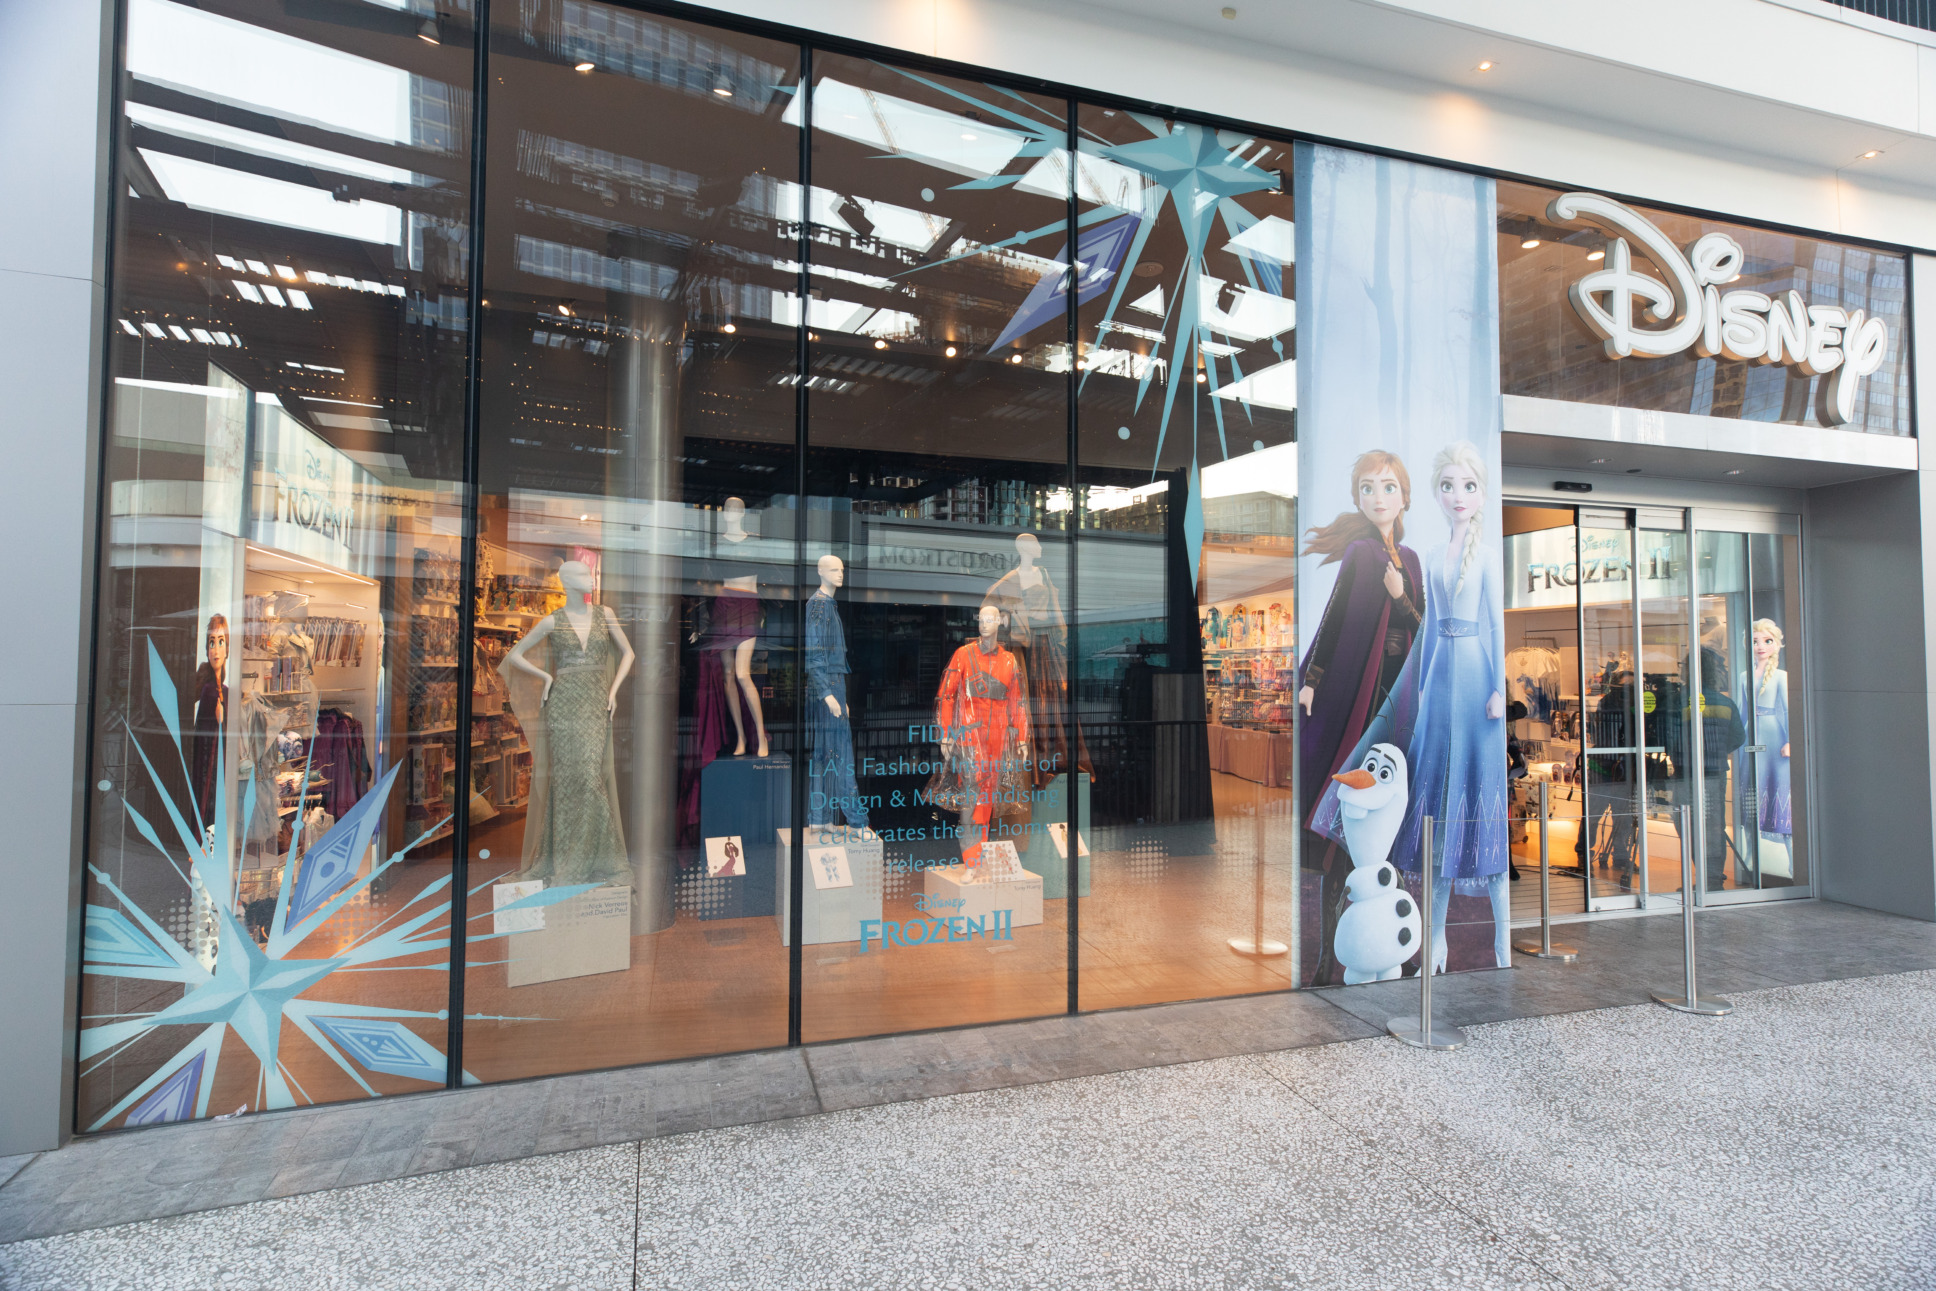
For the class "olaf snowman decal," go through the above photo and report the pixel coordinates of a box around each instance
[1331,744,1422,984]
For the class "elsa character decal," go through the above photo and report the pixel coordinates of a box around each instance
[1313,440,1509,972]
[1748,618,1791,845]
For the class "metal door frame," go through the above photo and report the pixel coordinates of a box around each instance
[1506,498,1813,917]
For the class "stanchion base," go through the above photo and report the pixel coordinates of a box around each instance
[1227,937,1289,957]
[1386,1015,1467,1050]
[1651,991,1733,1016]
[1513,939,1579,961]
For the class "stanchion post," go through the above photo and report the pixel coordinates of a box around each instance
[1227,780,1286,958]
[1651,804,1731,1016]
[1388,815,1467,1050]
[1515,780,1577,961]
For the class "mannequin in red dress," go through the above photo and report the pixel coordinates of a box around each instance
[936,604,1030,872]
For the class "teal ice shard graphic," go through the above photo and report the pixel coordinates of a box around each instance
[78,640,592,1128]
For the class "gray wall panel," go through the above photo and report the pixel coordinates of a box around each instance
[1805,470,1936,920]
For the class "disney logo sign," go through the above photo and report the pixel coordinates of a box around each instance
[1547,192,1890,427]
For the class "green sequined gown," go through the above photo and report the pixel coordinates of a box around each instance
[521,609,629,887]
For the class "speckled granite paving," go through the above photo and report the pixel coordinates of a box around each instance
[7,969,1935,1290]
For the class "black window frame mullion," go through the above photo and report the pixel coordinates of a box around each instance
[787,45,814,1048]
[446,0,493,1088]
[1064,97,1081,1016]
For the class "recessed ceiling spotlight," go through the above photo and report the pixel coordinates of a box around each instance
[1521,238,1541,249]
[944,345,957,357]
[1586,249,1605,261]
[713,85,733,97]
[874,339,888,350]
[1476,59,1494,71]
[1196,372,1208,383]
[1861,149,1881,159]
[575,61,595,72]
[723,322,737,334]
[417,18,440,44]
[1009,354,1023,364]
[557,304,573,317]
[1589,458,1608,464]
[1724,468,1743,475]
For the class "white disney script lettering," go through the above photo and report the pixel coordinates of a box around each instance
[1546,192,1890,427]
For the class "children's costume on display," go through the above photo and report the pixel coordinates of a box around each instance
[932,636,1030,870]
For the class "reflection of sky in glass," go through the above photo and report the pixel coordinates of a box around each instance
[787,80,1027,180]
[129,104,421,186]
[141,151,404,245]
[128,0,414,143]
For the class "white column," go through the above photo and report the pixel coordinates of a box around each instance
[0,0,117,1154]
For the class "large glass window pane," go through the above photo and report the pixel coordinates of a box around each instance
[1697,527,1806,893]
[799,57,1072,1040]
[81,0,475,1128]
[1074,108,1298,1008]
[460,5,802,1079]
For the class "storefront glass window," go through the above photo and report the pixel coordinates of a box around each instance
[796,59,1076,1038]
[460,3,802,1077]
[1074,109,1300,1007]
[1498,180,1912,436]
[81,0,476,1127]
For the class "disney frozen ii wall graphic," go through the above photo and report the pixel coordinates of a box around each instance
[1294,143,1507,985]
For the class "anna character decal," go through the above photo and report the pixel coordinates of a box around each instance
[1297,450,1423,984]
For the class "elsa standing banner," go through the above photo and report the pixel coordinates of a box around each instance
[1295,144,1507,985]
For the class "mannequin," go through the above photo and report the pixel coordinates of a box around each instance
[806,555,866,828]
[713,497,769,758]
[501,560,636,887]
[191,613,229,831]
[981,532,1090,785]
[267,590,317,734]
[936,603,1030,874]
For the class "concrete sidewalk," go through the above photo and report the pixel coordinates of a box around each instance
[4,967,1934,1288]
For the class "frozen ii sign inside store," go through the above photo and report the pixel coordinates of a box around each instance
[1548,192,1891,426]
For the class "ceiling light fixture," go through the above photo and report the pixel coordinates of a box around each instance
[1586,249,1605,261]
[713,83,733,97]
[417,18,440,44]
[575,61,595,73]
[1520,238,1540,249]
[1477,60,1494,71]
[944,345,957,358]
[557,304,573,317]
[722,322,737,334]
[1009,354,1022,364]
[1861,150,1881,159]
[874,339,888,350]
[1725,468,1743,475]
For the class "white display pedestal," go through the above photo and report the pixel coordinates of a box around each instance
[922,864,1043,928]
[776,826,884,946]
[503,884,632,986]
